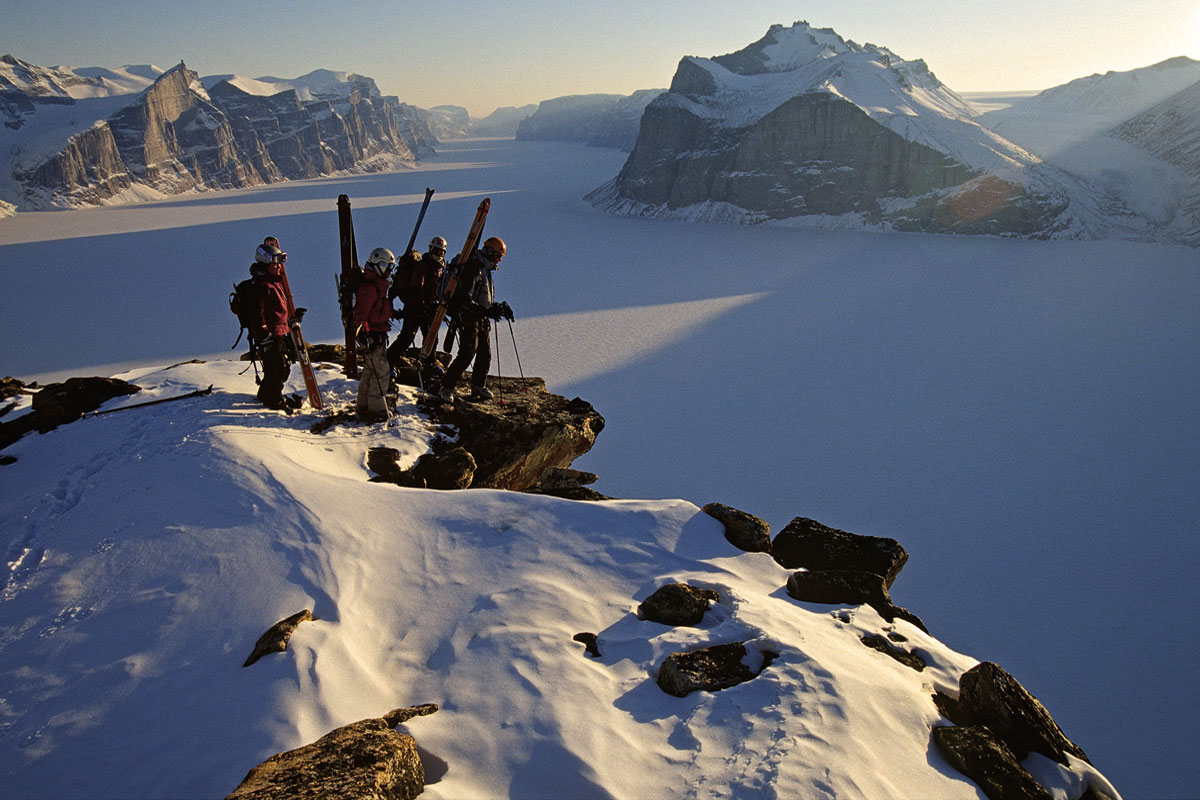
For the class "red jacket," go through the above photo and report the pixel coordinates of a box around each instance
[353,269,393,333]
[254,273,290,337]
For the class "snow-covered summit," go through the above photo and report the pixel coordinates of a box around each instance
[659,21,1030,173]
[202,68,382,101]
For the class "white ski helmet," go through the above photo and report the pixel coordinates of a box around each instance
[428,236,448,254]
[255,243,286,264]
[365,247,396,277]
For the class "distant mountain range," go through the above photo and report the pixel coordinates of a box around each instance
[587,22,1200,243]
[515,90,666,151]
[0,56,437,213]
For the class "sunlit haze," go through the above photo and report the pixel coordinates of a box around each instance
[3,0,1197,116]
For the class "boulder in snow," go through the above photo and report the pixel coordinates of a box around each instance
[771,517,908,588]
[701,502,771,552]
[656,641,776,697]
[638,583,720,627]
[932,724,1054,800]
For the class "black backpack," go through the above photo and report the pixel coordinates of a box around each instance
[229,277,262,348]
[389,250,422,305]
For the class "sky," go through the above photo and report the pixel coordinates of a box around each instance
[3,0,1199,116]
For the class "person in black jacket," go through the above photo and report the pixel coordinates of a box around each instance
[387,235,447,367]
[437,236,513,402]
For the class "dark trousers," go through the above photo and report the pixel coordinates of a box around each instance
[387,302,436,366]
[442,319,491,391]
[256,336,292,408]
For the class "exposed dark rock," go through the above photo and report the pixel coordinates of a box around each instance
[860,634,926,671]
[382,704,439,728]
[3,376,142,452]
[1,376,36,401]
[529,467,609,501]
[785,569,927,633]
[638,583,720,627]
[573,632,601,658]
[243,610,314,668]
[932,725,1053,800]
[771,517,908,588]
[225,716,424,800]
[657,641,777,697]
[367,445,476,490]
[957,662,1090,765]
[32,376,141,425]
[427,374,604,491]
[701,503,771,552]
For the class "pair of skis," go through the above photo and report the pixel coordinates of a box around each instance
[337,189,436,378]
[278,263,324,411]
[420,197,491,360]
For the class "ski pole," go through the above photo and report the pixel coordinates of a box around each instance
[88,385,214,416]
[506,319,526,382]
[493,320,503,406]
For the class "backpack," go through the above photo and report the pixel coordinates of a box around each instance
[229,277,261,348]
[437,257,461,305]
[389,250,421,305]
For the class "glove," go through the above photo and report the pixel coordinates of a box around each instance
[295,307,307,322]
[494,300,514,322]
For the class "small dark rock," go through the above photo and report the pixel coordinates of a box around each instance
[638,583,720,627]
[0,454,15,466]
[932,725,1053,800]
[957,661,1090,765]
[771,517,908,588]
[243,610,314,667]
[701,503,771,553]
[573,632,601,658]
[860,634,926,671]
[656,641,775,697]
[382,704,439,727]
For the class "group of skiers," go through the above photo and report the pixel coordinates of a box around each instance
[236,229,513,421]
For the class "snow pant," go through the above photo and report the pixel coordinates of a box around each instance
[357,335,390,420]
[256,335,292,409]
[387,302,437,366]
[441,318,491,393]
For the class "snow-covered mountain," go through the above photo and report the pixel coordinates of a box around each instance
[0,357,1122,799]
[0,59,436,214]
[589,21,1162,240]
[978,57,1200,243]
[516,89,665,151]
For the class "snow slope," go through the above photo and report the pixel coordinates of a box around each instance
[1,138,1197,798]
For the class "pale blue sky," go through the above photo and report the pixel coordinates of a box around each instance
[4,0,1198,115]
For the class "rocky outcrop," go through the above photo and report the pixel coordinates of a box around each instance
[860,633,926,672]
[956,662,1089,765]
[771,517,908,588]
[638,583,720,626]
[702,502,771,552]
[516,90,665,151]
[932,662,1095,800]
[225,709,433,800]
[428,375,604,491]
[657,641,777,697]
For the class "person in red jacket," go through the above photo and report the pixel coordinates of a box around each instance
[353,247,396,422]
[248,240,301,411]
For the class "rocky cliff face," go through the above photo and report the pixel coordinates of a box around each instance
[516,90,664,151]
[4,60,435,210]
[589,22,1103,237]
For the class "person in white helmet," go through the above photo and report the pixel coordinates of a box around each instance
[353,247,396,422]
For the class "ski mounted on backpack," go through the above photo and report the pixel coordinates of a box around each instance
[420,197,490,360]
[336,194,361,378]
[278,263,324,410]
